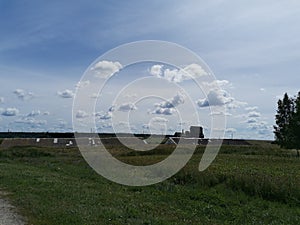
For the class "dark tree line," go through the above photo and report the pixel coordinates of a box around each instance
[274,92,300,150]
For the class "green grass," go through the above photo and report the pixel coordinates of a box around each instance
[0,143,299,225]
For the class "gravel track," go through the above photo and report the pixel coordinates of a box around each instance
[0,191,26,225]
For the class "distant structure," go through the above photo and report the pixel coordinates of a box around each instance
[174,126,204,138]
[189,126,204,138]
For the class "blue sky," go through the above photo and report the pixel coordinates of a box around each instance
[1,0,300,139]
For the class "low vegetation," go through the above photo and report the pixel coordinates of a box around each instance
[0,142,299,224]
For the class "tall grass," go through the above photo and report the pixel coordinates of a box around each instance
[0,144,299,224]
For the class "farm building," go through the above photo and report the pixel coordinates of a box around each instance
[174,126,204,138]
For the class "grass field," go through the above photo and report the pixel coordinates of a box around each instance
[0,141,299,224]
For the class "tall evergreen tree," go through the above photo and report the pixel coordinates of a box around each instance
[274,93,294,148]
[274,92,300,151]
[289,92,300,149]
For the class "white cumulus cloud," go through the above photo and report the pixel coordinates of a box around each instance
[156,92,185,109]
[248,111,261,118]
[152,92,185,115]
[27,110,41,117]
[95,106,116,120]
[248,121,271,133]
[197,89,234,107]
[95,111,112,120]
[13,89,34,101]
[57,89,74,98]
[183,63,207,78]
[149,63,207,83]
[43,111,50,115]
[75,80,90,88]
[245,106,258,111]
[152,108,175,115]
[76,110,89,119]
[149,65,163,77]
[91,60,122,78]
[1,108,19,116]
[118,103,137,112]
[196,80,245,109]
[246,118,258,124]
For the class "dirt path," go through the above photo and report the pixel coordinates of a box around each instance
[0,191,26,225]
